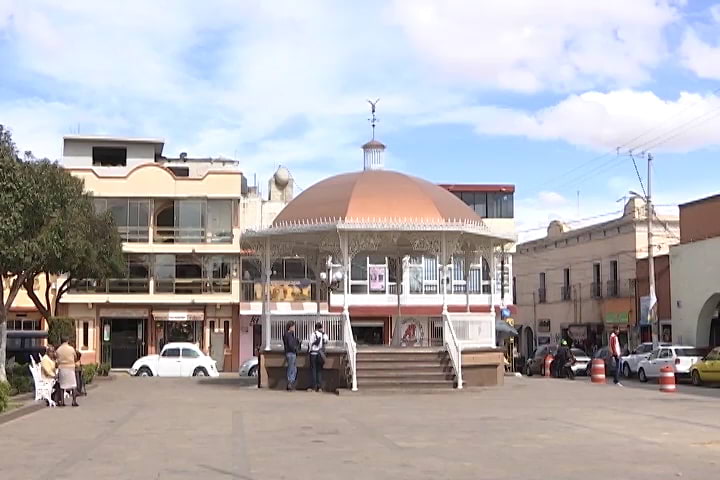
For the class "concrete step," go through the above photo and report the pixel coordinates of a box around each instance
[356,362,451,370]
[357,370,454,380]
[359,378,455,389]
[356,354,448,362]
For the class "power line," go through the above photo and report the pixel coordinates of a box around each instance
[516,209,623,234]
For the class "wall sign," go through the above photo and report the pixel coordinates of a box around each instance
[538,319,551,333]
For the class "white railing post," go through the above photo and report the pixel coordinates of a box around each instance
[443,314,463,389]
[343,311,358,391]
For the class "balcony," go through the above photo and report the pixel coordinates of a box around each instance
[591,282,603,299]
[561,285,572,301]
[606,279,635,298]
[69,278,150,294]
[537,287,547,304]
[155,278,231,294]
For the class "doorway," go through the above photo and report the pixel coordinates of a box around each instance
[103,318,146,368]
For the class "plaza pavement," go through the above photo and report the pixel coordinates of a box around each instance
[1,374,719,480]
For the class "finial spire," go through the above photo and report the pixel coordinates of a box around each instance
[368,98,379,139]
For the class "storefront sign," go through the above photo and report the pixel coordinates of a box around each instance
[99,308,149,318]
[568,325,587,341]
[153,310,205,322]
[604,312,629,324]
[369,266,385,292]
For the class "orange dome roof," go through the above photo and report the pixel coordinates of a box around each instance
[272,170,482,227]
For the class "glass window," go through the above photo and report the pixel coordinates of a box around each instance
[106,198,128,227]
[175,200,205,243]
[82,321,90,349]
[207,200,233,243]
[659,349,672,359]
[284,258,306,279]
[647,350,660,360]
[162,348,180,358]
[224,320,230,348]
[241,258,261,281]
[351,255,368,281]
[675,348,703,357]
[181,348,200,358]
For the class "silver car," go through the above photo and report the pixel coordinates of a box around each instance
[238,356,258,377]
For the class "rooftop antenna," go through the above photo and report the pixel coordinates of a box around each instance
[368,98,379,140]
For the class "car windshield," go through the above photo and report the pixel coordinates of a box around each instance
[675,348,703,357]
[571,349,587,357]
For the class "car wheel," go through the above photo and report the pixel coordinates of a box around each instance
[193,367,208,377]
[691,370,703,387]
[248,366,258,377]
[137,366,153,377]
[638,368,648,383]
[623,363,631,378]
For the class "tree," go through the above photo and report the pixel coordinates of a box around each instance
[0,126,124,381]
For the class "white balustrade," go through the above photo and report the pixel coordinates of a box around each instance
[342,311,358,391]
[443,315,463,389]
[268,314,344,350]
[448,313,496,348]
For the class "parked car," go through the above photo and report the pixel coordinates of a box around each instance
[524,345,558,376]
[568,348,591,376]
[690,347,720,386]
[621,342,671,377]
[130,342,219,378]
[637,346,704,382]
[239,356,259,377]
[584,347,618,377]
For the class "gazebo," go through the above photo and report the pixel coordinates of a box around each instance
[242,137,516,391]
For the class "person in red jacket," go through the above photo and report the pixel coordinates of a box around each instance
[609,326,623,386]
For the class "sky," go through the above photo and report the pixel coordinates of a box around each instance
[1,0,720,241]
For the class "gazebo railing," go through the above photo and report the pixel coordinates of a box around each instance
[443,314,463,389]
[268,314,345,350]
[448,312,496,349]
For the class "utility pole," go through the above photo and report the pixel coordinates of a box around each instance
[647,153,658,348]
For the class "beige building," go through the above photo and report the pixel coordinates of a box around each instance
[513,197,679,360]
[670,193,720,348]
[58,136,292,371]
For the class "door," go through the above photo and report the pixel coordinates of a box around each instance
[110,318,140,368]
[656,348,674,376]
[181,347,201,376]
[643,349,660,377]
[157,347,182,376]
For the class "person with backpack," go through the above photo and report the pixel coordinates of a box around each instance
[308,322,328,392]
[282,320,301,391]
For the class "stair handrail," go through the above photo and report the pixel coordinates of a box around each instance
[342,311,358,391]
[443,314,463,389]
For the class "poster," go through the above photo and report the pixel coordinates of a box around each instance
[369,266,386,292]
[391,317,429,347]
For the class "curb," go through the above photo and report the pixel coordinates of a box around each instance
[0,377,107,426]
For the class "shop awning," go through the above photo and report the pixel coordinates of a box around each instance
[152,310,205,322]
[495,319,518,336]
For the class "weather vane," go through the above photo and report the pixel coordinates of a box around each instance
[367,98,379,139]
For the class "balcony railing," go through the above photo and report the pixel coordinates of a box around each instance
[561,285,572,301]
[117,226,149,243]
[155,278,231,294]
[537,288,547,304]
[154,227,233,244]
[591,282,603,299]
[607,280,619,298]
[69,278,149,294]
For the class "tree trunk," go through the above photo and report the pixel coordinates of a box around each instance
[23,276,51,320]
[53,277,72,316]
[0,273,27,383]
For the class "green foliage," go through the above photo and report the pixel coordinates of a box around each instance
[48,317,76,347]
[97,363,111,377]
[7,363,33,395]
[82,364,98,385]
[0,381,10,413]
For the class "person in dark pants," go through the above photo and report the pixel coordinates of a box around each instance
[610,326,623,386]
[282,321,300,391]
[308,322,328,392]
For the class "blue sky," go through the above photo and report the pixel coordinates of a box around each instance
[2,0,720,239]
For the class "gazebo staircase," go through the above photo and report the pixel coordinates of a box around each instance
[354,347,456,390]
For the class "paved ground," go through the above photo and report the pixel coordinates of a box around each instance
[2,375,720,480]
[571,371,720,397]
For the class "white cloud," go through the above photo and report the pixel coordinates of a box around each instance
[418,90,720,153]
[389,0,679,92]
[680,28,720,80]
[537,191,567,206]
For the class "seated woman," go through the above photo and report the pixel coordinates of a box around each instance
[40,346,58,405]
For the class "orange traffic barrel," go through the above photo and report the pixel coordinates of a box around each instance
[544,354,554,377]
[659,365,676,393]
[591,358,606,384]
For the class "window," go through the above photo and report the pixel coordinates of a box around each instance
[162,348,180,358]
[486,192,514,218]
[458,191,487,217]
[592,263,601,298]
[223,320,230,348]
[182,348,200,358]
[168,166,189,177]
[659,349,672,359]
[538,272,546,303]
[512,276,517,302]
[93,198,150,242]
[648,350,660,360]
[206,200,233,243]
[92,146,127,167]
[609,260,619,297]
[82,321,90,350]
[209,320,216,333]
[562,268,571,301]
[105,254,150,293]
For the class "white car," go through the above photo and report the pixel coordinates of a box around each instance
[569,348,591,375]
[239,356,259,377]
[637,345,704,382]
[130,342,219,378]
[621,342,671,377]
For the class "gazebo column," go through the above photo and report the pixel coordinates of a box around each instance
[441,231,449,314]
[263,237,272,351]
[340,232,350,315]
[488,241,497,311]
[464,250,472,313]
